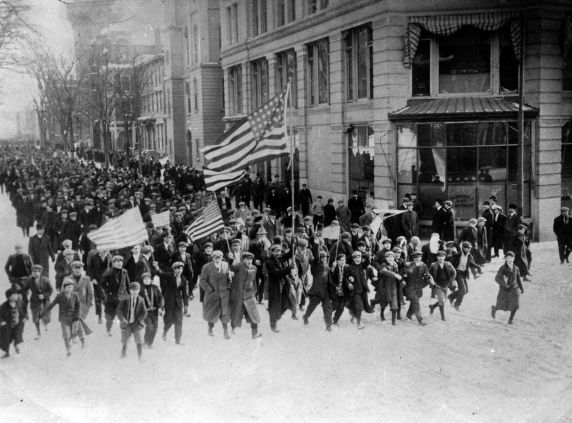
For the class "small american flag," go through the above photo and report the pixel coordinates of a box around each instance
[184,201,224,241]
[322,224,341,240]
[151,210,171,228]
[87,207,148,250]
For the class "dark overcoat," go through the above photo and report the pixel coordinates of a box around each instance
[229,263,260,328]
[199,262,230,324]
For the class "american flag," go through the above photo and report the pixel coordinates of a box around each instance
[151,210,171,229]
[87,207,148,251]
[184,201,224,241]
[322,224,341,240]
[201,86,290,191]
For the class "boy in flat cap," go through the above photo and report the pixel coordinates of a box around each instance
[117,282,147,362]
[303,250,334,331]
[403,251,432,326]
[229,252,262,339]
[155,261,189,344]
[27,264,53,339]
[427,251,456,321]
[100,255,130,336]
[0,288,27,359]
[140,272,164,348]
[41,279,83,356]
[199,251,233,339]
[265,243,296,333]
[331,253,351,325]
[491,251,524,324]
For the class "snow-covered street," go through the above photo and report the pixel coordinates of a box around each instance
[1,190,572,423]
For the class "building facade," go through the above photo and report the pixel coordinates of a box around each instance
[219,0,572,241]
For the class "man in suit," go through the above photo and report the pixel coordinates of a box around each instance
[553,207,571,264]
[491,205,507,257]
[28,224,55,278]
[140,272,163,348]
[441,201,455,242]
[503,204,521,254]
[401,202,419,242]
[27,264,53,339]
[431,200,444,237]
[481,201,494,261]
[100,255,130,336]
[117,282,147,362]
[347,191,365,224]
[298,184,313,217]
[154,232,174,272]
[5,243,33,288]
[86,247,111,324]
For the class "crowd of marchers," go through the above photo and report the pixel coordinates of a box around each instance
[0,143,547,362]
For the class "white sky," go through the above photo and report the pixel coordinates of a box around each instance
[0,0,74,135]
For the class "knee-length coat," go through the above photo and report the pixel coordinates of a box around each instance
[377,262,402,310]
[66,275,94,319]
[494,263,523,312]
[229,263,260,328]
[200,261,231,324]
[346,263,372,314]
[265,255,293,323]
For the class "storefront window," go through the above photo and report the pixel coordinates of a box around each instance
[397,121,532,220]
[348,125,375,198]
[438,26,491,94]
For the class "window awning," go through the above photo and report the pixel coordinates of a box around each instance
[403,12,522,68]
[388,97,538,121]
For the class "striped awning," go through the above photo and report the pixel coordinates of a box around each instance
[403,12,522,68]
[388,97,538,122]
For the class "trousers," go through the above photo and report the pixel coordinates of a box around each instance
[303,295,332,326]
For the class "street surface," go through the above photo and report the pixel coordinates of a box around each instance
[0,191,571,423]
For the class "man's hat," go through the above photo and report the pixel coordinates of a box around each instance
[256,226,267,235]
[112,255,124,262]
[171,261,184,269]
[411,251,423,258]
[436,251,446,257]
[341,232,351,239]
[177,241,188,248]
[62,279,75,288]
[242,252,254,260]
[141,245,153,254]
[505,251,515,257]
[350,223,360,229]
[231,238,242,246]
[509,204,518,210]
[382,238,392,244]
[297,238,308,247]
[462,241,472,248]
[5,288,17,299]
[69,211,78,217]
[141,272,152,279]
[385,250,396,258]
[351,251,362,258]
[129,282,141,290]
[211,250,224,258]
[63,249,75,257]
[517,223,527,230]
[203,242,213,249]
[319,251,329,258]
[270,244,283,252]
[336,253,346,260]
[71,260,84,268]
[31,264,43,272]
[561,206,570,212]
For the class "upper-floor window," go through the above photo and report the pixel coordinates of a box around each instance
[343,24,373,102]
[193,77,198,112]
[192,24,199,64]
[307,38,329,106]
[185,80,191,113]
[184,25,190,66]
[276,49,297,108]
[251,0,267,36]
[228,65,243,115]
[412,26,518,97]
[307,0,328,15]
[227,3,239,45]
[250,58,269,110]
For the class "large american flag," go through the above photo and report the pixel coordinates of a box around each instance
[87,207,148,251]
[184,201,224,241]
[202,86,290,191]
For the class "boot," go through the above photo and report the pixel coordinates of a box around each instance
[223,323,231,340]
[121,345,127,358]
[429,303,438,315]
[417,316,427,326]
[439,305,446,321]
[303,315,309,325]
[391,310,397,326]
[137,344,144,362]
[271,326,280,333]
[508,310,516,324]
[208,323,214,337]
[251,325,261,339]
[491,305,496,319]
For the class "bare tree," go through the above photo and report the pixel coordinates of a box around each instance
[0,0,33,70]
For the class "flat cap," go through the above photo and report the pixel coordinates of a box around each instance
[112,255,124,262]
[129,282,140,290]
[411,251,423,258]
[210,250,223,258]
[241,252,254,259]
[171,261,184,269]
[31,264,44,271]
[71,260,84,268]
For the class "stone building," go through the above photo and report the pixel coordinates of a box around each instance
[219,0,572,240]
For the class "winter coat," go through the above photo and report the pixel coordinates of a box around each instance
[377,262,402,310]
[28,235,55,276]
[494,263,523,312]
[199,262,230,324]
[116,295,147,328]
[42,292,81,323]
[229,263,260,328]
[65,275,93,319]
[404,262,432,299]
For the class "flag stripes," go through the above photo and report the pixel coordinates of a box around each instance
[322,224,341,240]
[184,201,224,241]
[87,207,147,251]
[203,168,247,193]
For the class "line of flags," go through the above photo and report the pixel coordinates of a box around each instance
[202,85,290,192]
